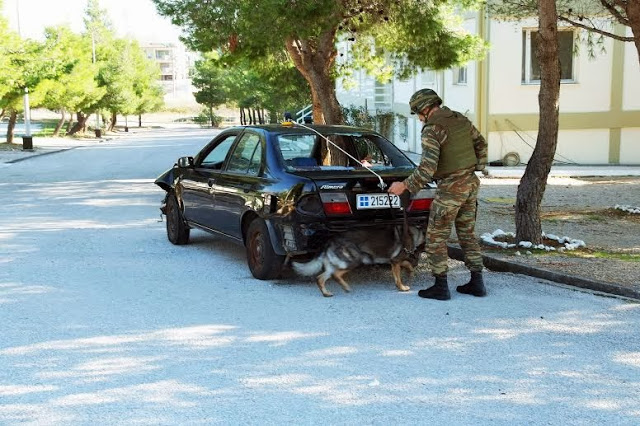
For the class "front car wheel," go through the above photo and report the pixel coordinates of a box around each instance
[166,192,190,245]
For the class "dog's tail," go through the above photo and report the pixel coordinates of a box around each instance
[292,256,323,276]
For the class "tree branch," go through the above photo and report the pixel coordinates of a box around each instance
[599,0,631,26]
[558,16,634,41]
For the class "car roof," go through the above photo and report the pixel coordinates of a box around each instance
[227,124,377,135]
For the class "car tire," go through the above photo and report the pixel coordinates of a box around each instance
[166,192,190,245]
[246,219,284,280]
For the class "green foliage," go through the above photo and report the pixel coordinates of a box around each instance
[152,0,339,56]
[191,51,311,118]
[349,1,488,80]
[341,104,402,139]
[342,105,375,129]
[81,1,164,118]
[194,108,222,127]
[35,26,105,115]
[192,52,228,109]
[153,0,488,122]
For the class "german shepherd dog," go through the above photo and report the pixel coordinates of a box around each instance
[292,225,426,297]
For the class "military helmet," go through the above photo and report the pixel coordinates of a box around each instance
[409,89,442,114]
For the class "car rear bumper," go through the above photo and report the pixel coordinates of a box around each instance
[272,216,429,256]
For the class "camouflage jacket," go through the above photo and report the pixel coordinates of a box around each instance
[404,107,488,194]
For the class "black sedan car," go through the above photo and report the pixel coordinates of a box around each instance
[155,123,435,279]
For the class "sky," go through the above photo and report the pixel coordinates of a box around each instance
[2,0,182,43]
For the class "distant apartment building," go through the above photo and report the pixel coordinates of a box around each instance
[141,42,199,107]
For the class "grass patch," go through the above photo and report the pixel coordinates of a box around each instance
[541,208,640,224]
[573,250,640,262]
[484,197,516,204]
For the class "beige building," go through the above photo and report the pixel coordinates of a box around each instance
[337,14,640,165]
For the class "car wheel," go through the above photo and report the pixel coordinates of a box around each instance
[246,219,284,280]
[166,192,190,245]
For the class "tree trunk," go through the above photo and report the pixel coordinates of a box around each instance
[209,106,213,127]
[240,108,245,125]
[66,115,73,133]
[285,30,344,125]
[109,112,117,131]
[53,110,66,137]
[67,112,89,135]
[515,0,561,245]
[627,0,640,67]
[138,114,142,127]
[6,110,17,144]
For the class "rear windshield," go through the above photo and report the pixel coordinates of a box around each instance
[277,132,414,171]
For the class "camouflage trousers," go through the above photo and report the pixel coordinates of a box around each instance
[426,173,483,276]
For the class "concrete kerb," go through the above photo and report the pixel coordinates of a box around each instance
[4,146,78,164]
[0,135,117,164]
[447,244,640,301]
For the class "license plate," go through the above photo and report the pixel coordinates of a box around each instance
[356,193,400,209]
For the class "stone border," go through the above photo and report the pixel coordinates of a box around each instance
[447,244,640,300]
[4,148,77,164]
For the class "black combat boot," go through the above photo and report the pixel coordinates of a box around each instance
[418,275,450,300]
[456,271,487,297]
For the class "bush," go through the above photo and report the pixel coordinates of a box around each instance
[341,105,402,140]
[195,108,223,127]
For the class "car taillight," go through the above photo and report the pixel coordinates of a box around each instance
[407,188,434,212]
[319,192,352,216]
[408,198,433,211]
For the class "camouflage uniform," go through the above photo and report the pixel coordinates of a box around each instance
[404,106,487,276]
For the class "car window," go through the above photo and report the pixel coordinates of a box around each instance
[226,133,262,175]
[353,136,389,166]
[278,132,413,171]
[278,135,315,160]
[200,135,236,169]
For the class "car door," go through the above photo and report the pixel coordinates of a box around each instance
[210,130,265,238]
[180,132,239,228]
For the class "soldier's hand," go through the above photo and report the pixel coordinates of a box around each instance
[388,181,407,195]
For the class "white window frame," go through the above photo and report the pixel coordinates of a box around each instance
[453,66,467,85]
[522,28,576,84]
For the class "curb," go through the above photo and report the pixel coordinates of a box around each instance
[447,244,640,300]
[4,147,77,164]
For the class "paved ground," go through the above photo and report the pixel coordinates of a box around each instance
[2,130,639,424]
[2,132,639,301]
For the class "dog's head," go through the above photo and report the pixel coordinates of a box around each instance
[395,226,426,267]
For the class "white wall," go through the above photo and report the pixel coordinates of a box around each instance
[489,129,611,165]
[620,129,640,164]
[488,19,613,114]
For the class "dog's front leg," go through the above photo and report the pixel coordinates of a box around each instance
[391,263,410,292]
[332,269,352,293]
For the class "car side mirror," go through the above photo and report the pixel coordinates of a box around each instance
[177,156,194,168]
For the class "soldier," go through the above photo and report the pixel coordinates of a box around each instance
[388,88,487,300]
